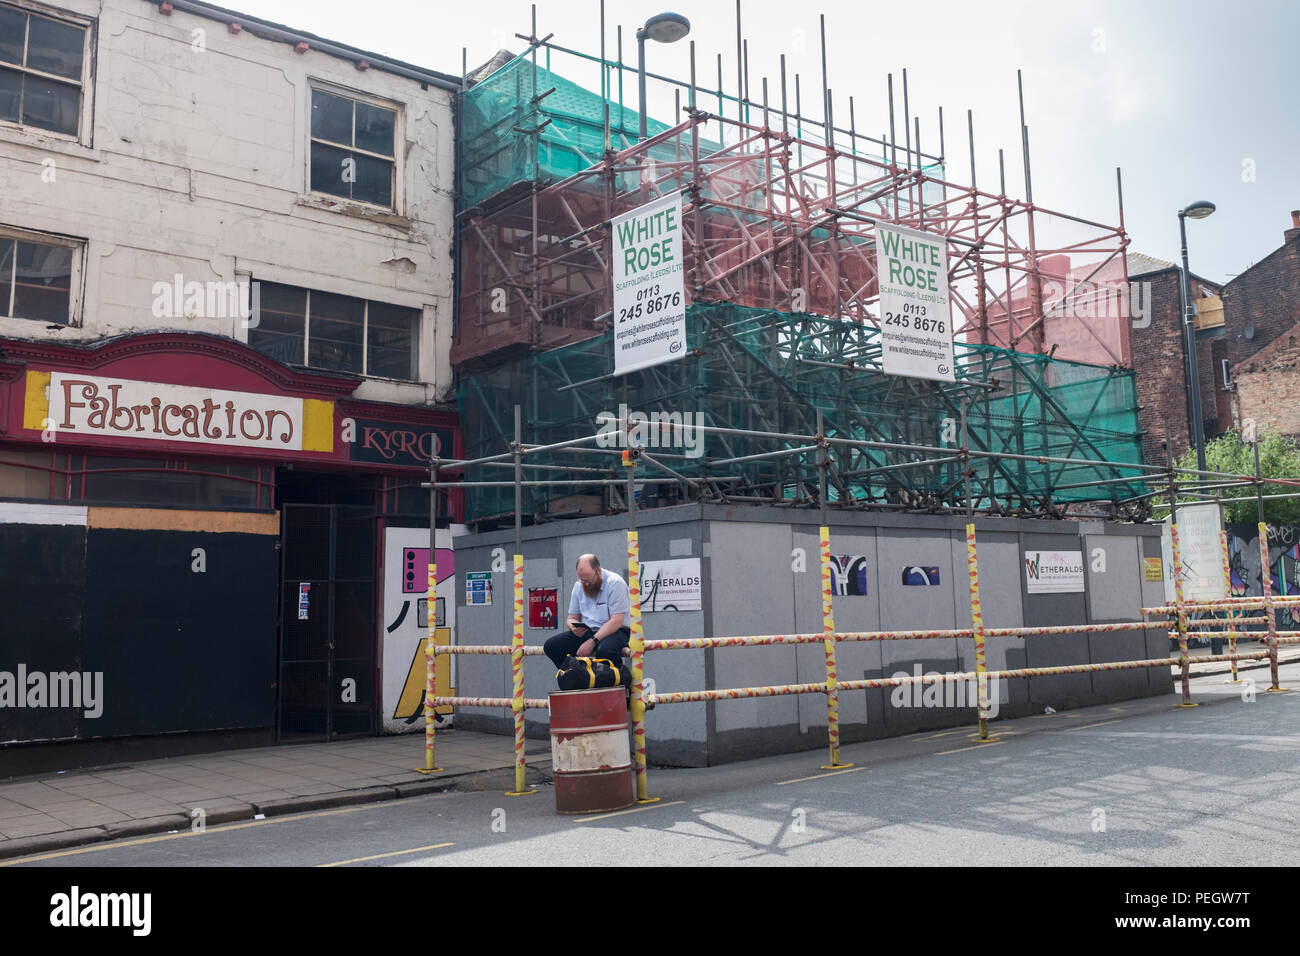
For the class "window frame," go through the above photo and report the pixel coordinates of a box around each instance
[248,280,420,381]
[306,80,403,214]
[0,0,95,145]
[0,223,84,327]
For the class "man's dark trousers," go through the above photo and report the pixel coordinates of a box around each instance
[544,625,632,668]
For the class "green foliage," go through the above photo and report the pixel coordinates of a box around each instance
[1167,431,1300,524]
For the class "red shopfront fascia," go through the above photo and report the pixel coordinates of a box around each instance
[0,332,463,515]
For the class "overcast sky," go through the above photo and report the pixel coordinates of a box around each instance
[237,0,1299,283]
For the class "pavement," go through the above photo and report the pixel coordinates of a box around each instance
[1,641,1295,862]
[0,729,552,860]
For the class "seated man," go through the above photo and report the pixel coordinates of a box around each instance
[543,553,631,671]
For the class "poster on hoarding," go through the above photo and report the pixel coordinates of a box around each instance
[640,558,702,611]
[1160,502,1227,603]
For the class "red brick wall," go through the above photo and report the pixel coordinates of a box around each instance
[1128,269,1219,466]
[1235,321,1300,439]
[1223,236,1300,367]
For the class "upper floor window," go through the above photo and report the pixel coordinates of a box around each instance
[0,227,78,324]
[249,281,418,380]
[0,4,87,138]
[310,88,397,209]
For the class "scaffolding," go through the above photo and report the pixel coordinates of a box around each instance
[452,15,1138,522]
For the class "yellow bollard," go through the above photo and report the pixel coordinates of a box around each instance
[1259,522,1288,693]
[627,530,657,803]
[1170,521,1197,707]
[965,523,997,741]
[506,554,536,795]
[819,527,851,769]
[1219,531,1240,683]
[418,557,442,773]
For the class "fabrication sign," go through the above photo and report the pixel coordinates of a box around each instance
[612,192,687,375]
[874,223,955,382]
[47,372,306,450]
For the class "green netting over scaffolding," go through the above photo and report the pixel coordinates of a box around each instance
[456,302,1146,523]
[459,49,943,214]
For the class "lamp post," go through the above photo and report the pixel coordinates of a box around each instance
[636,12,690,141]
[1179,200,1215,473]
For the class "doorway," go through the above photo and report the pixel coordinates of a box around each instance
[277,503,376,739]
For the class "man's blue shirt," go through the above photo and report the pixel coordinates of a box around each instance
[569,569,630,630]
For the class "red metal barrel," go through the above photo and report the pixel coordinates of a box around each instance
[549,687,634,814]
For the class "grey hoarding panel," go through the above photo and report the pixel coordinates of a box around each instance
[955,532,1029,717]
[708,521,798,732]
[1021,532,1092,705]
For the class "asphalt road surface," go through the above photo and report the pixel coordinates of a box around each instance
[7,662,1299,868]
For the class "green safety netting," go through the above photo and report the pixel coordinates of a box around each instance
[460,52,945,213]
[456,302,1146,521]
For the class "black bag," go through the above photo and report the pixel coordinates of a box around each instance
[556,655,631,690]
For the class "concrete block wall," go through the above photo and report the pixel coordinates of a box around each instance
[452,505,1169,766]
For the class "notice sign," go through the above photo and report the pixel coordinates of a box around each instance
[297,582,311,620]
[612,192,687,375]
[1024,550,1085,594]
[875,223,955,382]
[1160,503,1226,603]
[640,558,702,612]
[529,588,558,629]
[465,572,492,607]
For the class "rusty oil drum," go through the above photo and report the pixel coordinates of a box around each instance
[548,687,634,814]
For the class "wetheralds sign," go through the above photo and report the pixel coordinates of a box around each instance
[25,371,334,453]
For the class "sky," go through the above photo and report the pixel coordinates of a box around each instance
[232,0,1299,284]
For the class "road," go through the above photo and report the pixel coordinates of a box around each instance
[6,662,1298,868]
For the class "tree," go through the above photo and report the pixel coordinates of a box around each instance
[1169,430,1300,525]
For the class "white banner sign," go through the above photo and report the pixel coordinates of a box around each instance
[1160,503,1226,603]
[612,192,687,375]
[640,558,702,612]
[1025,550,1085,594]
[875,222,955,382]
[48,372,305,451]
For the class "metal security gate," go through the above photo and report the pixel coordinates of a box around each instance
[278,504,376,740]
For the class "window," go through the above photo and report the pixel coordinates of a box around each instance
[248,281,418,380]
[0,4,87,137]
[310,88,397,208]
[0,229,77,324]
[0,452,273,510]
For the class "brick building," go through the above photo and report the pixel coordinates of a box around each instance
[1126,252,1223,466]
[1222,212,1300,438]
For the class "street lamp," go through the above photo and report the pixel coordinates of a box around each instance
[636,12,690,141]
[1179,200,1215,473]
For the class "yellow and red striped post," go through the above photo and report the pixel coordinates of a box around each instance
[506,554,535,795]
[966,523,995,740]
[819,527,850,769]
[627,530,656,802]
[1258,522,1287,693]
[421,556,442,772]
[1170,520,1195,707]
[1219,530,1240,683]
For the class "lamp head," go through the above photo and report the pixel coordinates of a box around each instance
[639,12,691,43]
[1180,200,1216,220]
